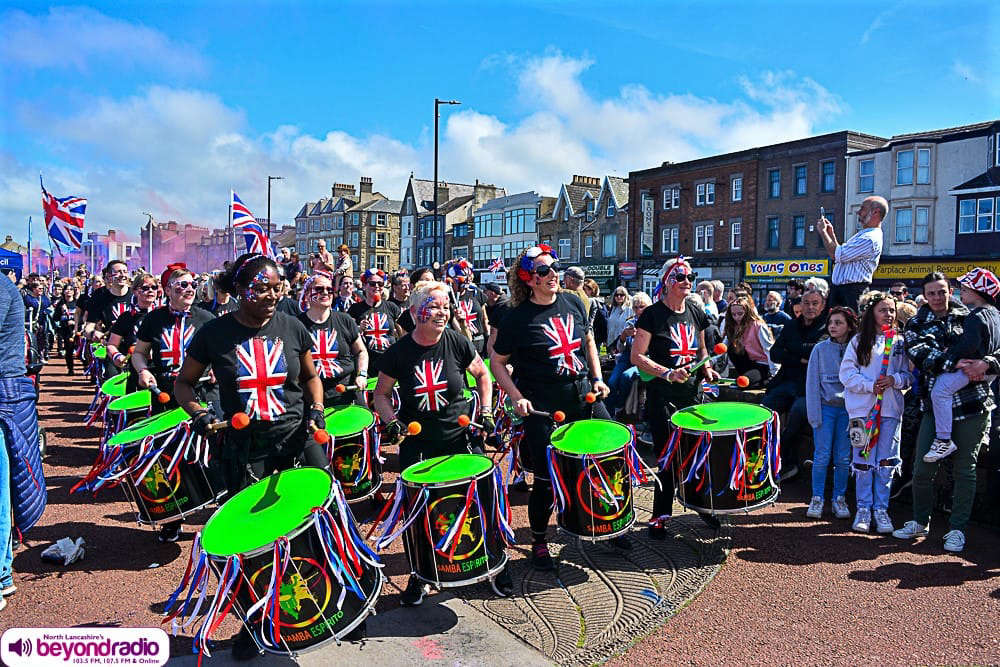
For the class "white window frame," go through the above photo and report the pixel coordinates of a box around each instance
[916,148,931,185]
[376,232,387,249]
[376,212,388,226]
[661,226,678,254]
[792,215,806,247]
[663,185,680,210]
[896,149,914,186]
[978,197,995,232]
[894,208,913,244]
[730,220,741,250]
[731,176,742,202]
[768,168,780,198]
[375,254,387,271]
[695,226,704,252]
[558,237,571,259]
[704,224,713,251]
[350,231,359,247]
[858,158,875,193]
[914,206,929,244]
[607,201,616,218]
[583,235,593,258]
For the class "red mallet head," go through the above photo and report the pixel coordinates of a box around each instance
[553,411,566,423]
[231,412,251,430]
[713,342,728,355]
[407,421,422,435]
[584,392,596,404]
[156,391,171,404]
[457,414,471,427]
[128,345,135,354]
[313,429,330,444]
[335,383,346,393]
[736,375,750,388]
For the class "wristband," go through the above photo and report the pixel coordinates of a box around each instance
[113,352,125,364]
[590,376,602,384]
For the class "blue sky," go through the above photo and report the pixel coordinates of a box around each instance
[1,0,997,244]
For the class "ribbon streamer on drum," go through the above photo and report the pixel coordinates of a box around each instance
[624,425,661,489]
[372,478,430,551]
[193,554,243,665]
[491,468,516,545]
[546,446,571,513]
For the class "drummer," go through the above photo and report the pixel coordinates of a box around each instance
[106,273,160,382]
[298,271,369,407]
[348,268,403,371]
[446,259,488,356]
[373,279,506,603]
[631,256,721,538]
[491,245,615,571]
[83,260,133,343]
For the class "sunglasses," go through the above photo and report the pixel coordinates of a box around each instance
[532,262,562,277]
[311,286,335,294]
[137,285,159,292]
[672,272,698,283]
[171,280,196,290]
[890,291,905,297]
[367,282,385,288]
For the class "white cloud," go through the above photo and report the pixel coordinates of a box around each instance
[0,6,206,75]
[1,51,846,244]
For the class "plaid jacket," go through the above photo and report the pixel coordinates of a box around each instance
[903,301,997,420]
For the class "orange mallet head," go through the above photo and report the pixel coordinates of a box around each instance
[407,421,422,435]
[457,414,471,427]
[156,391,171,404]
[584,392,596,404]
[128,345,135,354]
[231,412,251,430]
[313,429,330,444]
[713,342,728,355]
[736,375,750,388]
[553,411,566,423]
[335,384,346,393]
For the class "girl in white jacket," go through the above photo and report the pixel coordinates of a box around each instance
[839,292,911,535]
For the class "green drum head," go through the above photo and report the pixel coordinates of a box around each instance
[107,390,151,413]
[323,404,375,437]
[101,372,129,398]
[366,376,379,391]
[402,454,492,485]
[202,468,333,557]
[550,419,633,456]
[465,358,494,389]
[670,401,773,433]
[92,344,107,359]
[105,407,192,446]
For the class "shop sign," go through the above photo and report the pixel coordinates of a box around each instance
[619,262,637,279]
[873,260,1000,280]
[744,259,829,278]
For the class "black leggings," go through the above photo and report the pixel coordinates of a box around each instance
[60,333,75,372]
[518,380,611,541]
[646,384,696,520]
[216,426,330,500]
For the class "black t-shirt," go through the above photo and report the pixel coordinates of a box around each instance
[635,300,708,399]
[456,292,486,342]
[109,307,150,350]
[277,297,300,317]
[348,300,401,365]
[297,310,362,404]
[187,312,313,440]
[378,328,476,444]
[493,292,590,386]
[137,305,215,382]
[198,297,239,317]
[54,298,78,332]
[86,287,134,330]
[485,299,509,331]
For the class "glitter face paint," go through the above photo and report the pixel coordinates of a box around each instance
[416,295,436,323]
[245,266,279,302]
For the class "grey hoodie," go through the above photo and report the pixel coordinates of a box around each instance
[806,337,849,428]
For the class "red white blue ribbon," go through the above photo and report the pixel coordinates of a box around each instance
[492,468,516,545]
[546,446,571,513]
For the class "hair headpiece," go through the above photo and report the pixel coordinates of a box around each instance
[957,267,1000,301]
[517,244,557,283]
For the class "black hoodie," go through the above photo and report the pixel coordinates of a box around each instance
[767,311,828,391]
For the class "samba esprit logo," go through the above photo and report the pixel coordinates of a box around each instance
[1,628,169,666]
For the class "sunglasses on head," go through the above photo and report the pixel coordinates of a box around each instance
[532,262,562,277]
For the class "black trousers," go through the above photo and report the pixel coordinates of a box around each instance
[646,383,697,519]
[829,282,870,313]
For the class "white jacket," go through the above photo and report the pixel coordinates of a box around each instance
[839,332,911,419]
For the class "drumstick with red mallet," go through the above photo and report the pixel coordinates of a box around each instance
[206,411,331,444]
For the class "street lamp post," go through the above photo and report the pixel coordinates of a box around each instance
[433,98,461,266]
[267,176,284,238]
[142,212,153,272]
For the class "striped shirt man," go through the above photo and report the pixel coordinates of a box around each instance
[832,226,882,285]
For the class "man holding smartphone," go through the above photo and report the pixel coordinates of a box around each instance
[817,196,888,311]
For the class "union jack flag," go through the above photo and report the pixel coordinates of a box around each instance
[414,359,449,411]
[111,301,129,321]
[159,317,194,370]
[541,314,584,375]
[231,191,276,259]
[488,257,505,273]
[668,322,698,366]
[458,299,479,335]
[362,311,393,351]
[40,175,85,249]
[236,337,288,421]
[310,328,342,378]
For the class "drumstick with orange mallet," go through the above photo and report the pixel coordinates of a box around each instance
[206,411,332,444]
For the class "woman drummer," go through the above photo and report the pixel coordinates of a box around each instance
[131,264,218,543]
[373,279,504,604]
[490,245,614,571]
[175,254,333,662]
[631,257,721,538]
[298,271,369,407]
[106,273,160,388]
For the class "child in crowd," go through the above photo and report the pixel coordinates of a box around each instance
[805,306,858,520]
[723,294,775,388]
[923,268,1000,462]
[840,293,911,534]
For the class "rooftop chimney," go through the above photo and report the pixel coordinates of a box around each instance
[436,182,450,204]
[571,174,600,188]
[333,182,356,199]
[359,176,374,203]
[474,181,498,207]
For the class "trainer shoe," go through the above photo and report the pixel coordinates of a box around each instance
[400,576,429,607]
[157,523,182,543]
[491,566,514,597]
[923,439,957,463]
[636,426,653,446]
[873,509,894,534]
[892,520,929,540]
[530,542,554,571]
[942,529,966,553]
[852,508,871,533]
[832,496,851,519]
[805,496,824,519]
[1,583,17,597]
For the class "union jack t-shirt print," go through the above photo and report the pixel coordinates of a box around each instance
[159,318,194,370]
[310,328,342,378]
[414,359,449,411]
[668,322,698,366]
[542,313,585,376]
[236,337,288,421]
[362,311,393,351]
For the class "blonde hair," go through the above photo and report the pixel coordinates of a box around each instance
[409,280,450,309]
[632,292,652,309]
[724,294,770,354]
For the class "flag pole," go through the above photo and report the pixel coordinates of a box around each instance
[27,215,32,275]
[229,191,235,260]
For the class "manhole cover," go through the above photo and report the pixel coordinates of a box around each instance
[454,486,730,665]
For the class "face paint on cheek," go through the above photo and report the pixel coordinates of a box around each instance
[416,296,435,323]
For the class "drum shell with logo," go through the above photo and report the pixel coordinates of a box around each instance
[669,402,779,515]
[202,469,382,654]
[323,405,381,503]
[401,454,506,588]
[549,420,635,541]
[124,449,218,526]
